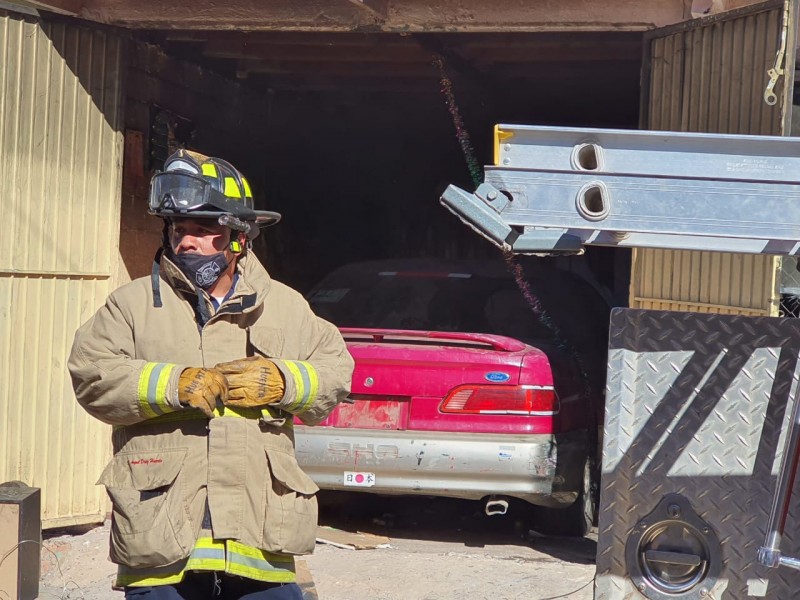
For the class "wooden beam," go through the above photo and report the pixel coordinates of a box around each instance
[203,40,431,62]
[76,0,687,31]
[10,0,81,15]
[462,43,642,64]
[256,74,440,93]
[252,66,639,93]
[344,0,388,20]
[166,32,394,45]
[236,58,439,77]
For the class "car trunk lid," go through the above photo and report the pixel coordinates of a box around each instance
[316,328,552,431]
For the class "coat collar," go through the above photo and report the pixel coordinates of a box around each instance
[159,251,272,314]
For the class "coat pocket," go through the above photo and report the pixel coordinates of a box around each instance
[262,448,319,555]
[98,448,195,568]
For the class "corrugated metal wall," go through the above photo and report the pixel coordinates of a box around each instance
[632,1,791,316]
[0,11,125,527]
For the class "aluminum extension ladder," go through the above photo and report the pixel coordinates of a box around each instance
[439,124,800,575]
[441,125,800,256]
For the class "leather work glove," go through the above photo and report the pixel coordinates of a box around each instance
[177,367,228,418]
[214,356,285,408]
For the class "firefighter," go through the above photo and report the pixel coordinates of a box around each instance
[68,149,354,599]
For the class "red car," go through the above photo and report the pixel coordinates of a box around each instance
[295,258,610,536]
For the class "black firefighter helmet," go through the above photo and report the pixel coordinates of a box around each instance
[148,149,280,240]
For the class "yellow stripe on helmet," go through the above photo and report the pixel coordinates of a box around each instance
[224,176,243,199]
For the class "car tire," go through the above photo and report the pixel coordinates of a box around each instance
[532,457,596,538]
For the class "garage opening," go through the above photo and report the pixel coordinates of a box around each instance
[121,30,641,305]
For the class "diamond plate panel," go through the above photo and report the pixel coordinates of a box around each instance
[596,309,800,599]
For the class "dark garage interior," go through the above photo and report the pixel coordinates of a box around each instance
[119,29,643,302]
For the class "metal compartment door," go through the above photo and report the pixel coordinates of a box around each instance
[595,309,800,599]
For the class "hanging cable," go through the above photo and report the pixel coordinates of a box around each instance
[433,53,593,405]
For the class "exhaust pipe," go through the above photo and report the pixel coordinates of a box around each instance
[485,496,509,516]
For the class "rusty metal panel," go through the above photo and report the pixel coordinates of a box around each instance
[0,11,124,527]
[631,248,779,316]
[632,1,790,316]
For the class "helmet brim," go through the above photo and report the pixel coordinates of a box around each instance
[253,211,282,226]
[150,208,282,234]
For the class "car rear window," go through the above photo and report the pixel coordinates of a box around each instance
[307,266,609,354]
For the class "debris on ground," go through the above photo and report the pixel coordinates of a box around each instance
[315,526,392,550]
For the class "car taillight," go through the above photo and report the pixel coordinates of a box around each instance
[440,385,559,415]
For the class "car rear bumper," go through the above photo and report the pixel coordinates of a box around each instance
[294,427,589,507]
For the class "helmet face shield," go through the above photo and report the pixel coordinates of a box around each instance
[149,172,214,214]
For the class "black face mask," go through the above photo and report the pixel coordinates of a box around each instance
[169,250,230,290]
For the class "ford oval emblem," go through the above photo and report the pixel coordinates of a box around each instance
[485,372,510,383]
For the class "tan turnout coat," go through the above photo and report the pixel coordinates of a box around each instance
[69,253,354,570]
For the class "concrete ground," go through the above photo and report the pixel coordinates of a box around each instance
[37,494,596,600]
